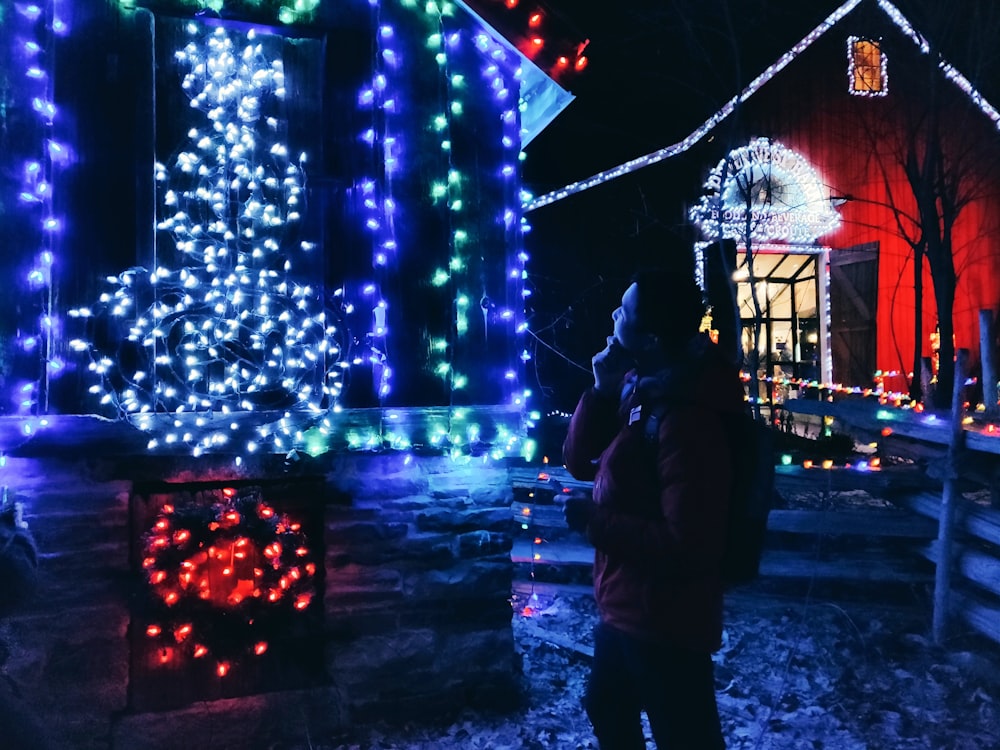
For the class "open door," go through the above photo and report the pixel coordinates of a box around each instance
[829,242,879,387]
[734,251,823,405]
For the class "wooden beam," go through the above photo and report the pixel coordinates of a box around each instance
[902,492,1000,547]
[517,617,594,659]
[922,541,1000,599]
[880,433,947,463]
[773,464,927,497]
[510,466,593,491]
[759,549,931,582]
[781,396,1000,457]
[963,430,1000,456]
[510,504,568,528]
[512,580,594,600]
[766,508,936,538]
[953,591,1000,646]
[936,350,972,645]
[980,309,998,420]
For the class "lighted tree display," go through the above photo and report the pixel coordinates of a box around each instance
[49,0,568,459]
[71,23,343,453]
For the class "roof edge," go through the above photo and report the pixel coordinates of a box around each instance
[525,0,1000,212]
[454,0,575,146]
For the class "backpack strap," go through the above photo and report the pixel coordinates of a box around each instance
[619,373,637,405]
[643,400,669,443]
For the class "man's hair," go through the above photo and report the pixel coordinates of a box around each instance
[630,268,705,347]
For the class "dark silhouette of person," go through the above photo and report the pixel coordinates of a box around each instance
[563,266,744,749]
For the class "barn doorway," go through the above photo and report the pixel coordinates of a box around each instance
[732,248,830,406]
[688,137,847,405]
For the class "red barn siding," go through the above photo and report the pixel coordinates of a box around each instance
[718,17,1000,392]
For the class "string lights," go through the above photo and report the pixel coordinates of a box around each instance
[512,456,564,618]
[689,138,842,245]
[140,486,316,673]
[523,0,1000,212]
[522,0,866,212]
[70,23,342,456]
[847,36,889,98]
[354,1,403,403]
[466,0,589,84]
[315,0,534,460]
[123,0,322,24]
[60,2,557,462]
[10,0,71,417]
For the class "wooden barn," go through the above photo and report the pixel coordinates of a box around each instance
[526,0,1000,408]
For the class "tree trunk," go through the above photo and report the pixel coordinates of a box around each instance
[929,255,957,410]
[911,246,924,402]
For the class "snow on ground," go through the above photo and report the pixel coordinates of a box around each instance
[314,582,1000,749]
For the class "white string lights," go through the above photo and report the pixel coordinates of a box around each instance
[64,3,541,461]
[521,0,866,212]
[311,0,532,462]
[524,0,1000,212]
[354,1,403,403]
[71,23,342,457]
[847,36,889,98]
[689,138,842,245]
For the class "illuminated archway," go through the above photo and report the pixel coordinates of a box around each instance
[689,137,841,245]
[692,139,841,401]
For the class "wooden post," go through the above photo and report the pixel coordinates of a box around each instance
[933,348,968,645]
[705,239,740,368]
[979,311,1000,508]
[979,310,998,419]
[920,356,934,405]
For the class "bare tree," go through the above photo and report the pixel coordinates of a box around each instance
[850,3,1000,408]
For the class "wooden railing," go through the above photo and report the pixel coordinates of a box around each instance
[781,353,1000,647]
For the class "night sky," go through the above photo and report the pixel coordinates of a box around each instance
[518,1,830,409]
[524,0,1000,189]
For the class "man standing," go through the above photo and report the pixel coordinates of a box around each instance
[562,267,744,749]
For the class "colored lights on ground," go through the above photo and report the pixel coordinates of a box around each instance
[797,456,879,471]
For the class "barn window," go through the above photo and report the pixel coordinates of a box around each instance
[848,37,887,97]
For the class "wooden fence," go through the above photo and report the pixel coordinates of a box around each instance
[782,362,1000,647]
[512,464,939,588]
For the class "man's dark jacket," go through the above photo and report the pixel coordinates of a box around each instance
[563,334,745,652]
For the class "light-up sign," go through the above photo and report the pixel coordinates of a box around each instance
[691,138,841,245]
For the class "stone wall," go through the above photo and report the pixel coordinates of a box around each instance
[0,449,518,750]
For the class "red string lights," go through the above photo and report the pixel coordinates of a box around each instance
[139,488,316,675]
[480,0,589,83]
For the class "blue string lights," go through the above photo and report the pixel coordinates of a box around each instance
[9,0,71,418]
